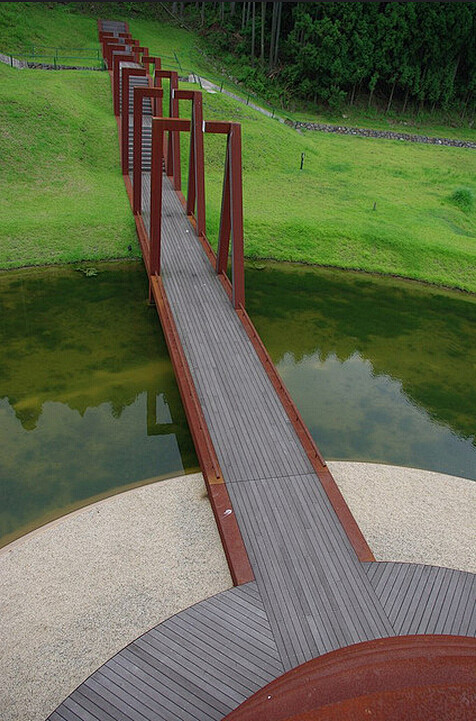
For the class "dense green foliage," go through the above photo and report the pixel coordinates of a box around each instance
[191,1,476,117]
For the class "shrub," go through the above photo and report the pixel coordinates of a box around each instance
[449,187,474,212]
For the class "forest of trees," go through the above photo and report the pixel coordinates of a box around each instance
[74,2,475,117]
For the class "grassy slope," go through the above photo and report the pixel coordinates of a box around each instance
[1,3,475,291]
[0,62,136,268]
[0,2,98,50]
[190,91,476,293]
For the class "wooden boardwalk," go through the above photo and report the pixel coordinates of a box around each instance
[47,20,475,721]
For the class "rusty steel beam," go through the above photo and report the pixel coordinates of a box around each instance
[155,71,180,187]
[121,67,146,175]
[142,57,162,113]
[229,124,245,309]
[150,117,191,277]
[133,87,164,215]
[151,274,254,586]
[112,52,134,115]
[174,90,206,238]
[223,635,476,720]
[204,120,231,134]
[212,123,245,309]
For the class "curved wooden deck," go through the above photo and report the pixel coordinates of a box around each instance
[47,19,475,721]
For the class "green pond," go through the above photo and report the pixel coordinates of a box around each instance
[1,259,475,548]
[246,261,476,481]
[0,262,198,548]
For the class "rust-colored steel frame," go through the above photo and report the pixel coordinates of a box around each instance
[103,37,137,68]
[112,52,136,116]
[142,56,162,113]
[132,45,149,63]
[133,87,164,214]
[150,117,191,276]
[105,43,129,69]
[121,66,147,175]
[201,120,245,310]
[154,70,180,188]
[174,90,206,239]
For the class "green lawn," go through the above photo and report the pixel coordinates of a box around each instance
[190,90,476,293]
[0,2,99,51]
[0,62,136,268]
[1,4,475,292]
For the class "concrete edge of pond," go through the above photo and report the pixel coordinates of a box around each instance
[0,463,474,721]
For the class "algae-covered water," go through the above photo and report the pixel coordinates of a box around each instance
[2,259,475,547]
[246,262,476,481]
[0,262,198,547]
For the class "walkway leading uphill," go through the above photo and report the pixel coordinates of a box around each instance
[48,19,475,721]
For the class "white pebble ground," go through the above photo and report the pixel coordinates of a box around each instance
[0,473,232,721]
[1,463,474,721]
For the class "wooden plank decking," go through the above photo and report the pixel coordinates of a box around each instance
[47,20,475,721]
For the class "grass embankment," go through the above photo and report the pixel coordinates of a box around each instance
[186,91,476,293]
[0,62,136,268]
[0,4,475,291]
[0,2,98,51]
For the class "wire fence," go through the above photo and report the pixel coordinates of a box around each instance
[2,43,292,121]
[5,45,106,69]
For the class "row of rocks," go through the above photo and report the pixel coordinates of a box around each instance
[290,120,475,149]
[0,53,104,72]
[25,61,104,71]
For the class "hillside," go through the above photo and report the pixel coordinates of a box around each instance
[0,62,136,268]
[0,3,475,292]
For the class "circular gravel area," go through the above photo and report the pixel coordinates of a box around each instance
[0,473,232,721]
[329,461,476,574]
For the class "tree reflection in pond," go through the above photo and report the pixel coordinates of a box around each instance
[0,263,198,547]
[246,261,476,480]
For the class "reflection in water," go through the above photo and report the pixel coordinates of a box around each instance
[247,262,476,480]
[0,263,198,547]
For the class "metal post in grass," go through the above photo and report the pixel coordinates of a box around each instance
[173,51,182,72]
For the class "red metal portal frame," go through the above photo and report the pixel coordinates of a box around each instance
[104,42,132,69]
[174,90,206,239]
[202,121,245,310]
[142,56,162,114]
[133,87,164,216]
[121,67,147,175]
[112,52,135,116]
[154,70,180,188]
[132,46,149,63]
[150,117,191,277]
